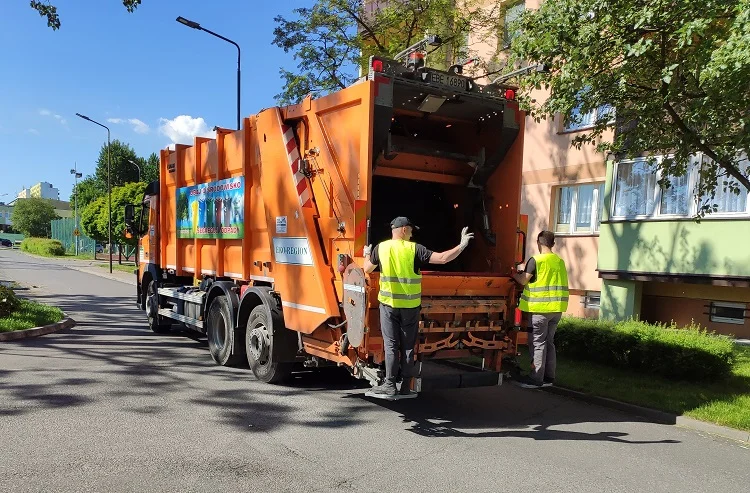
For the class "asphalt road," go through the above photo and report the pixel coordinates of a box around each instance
[1,248,748,493]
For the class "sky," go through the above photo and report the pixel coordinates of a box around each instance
[0,0,313,203]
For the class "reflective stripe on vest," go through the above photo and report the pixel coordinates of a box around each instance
[519,253,569,313]
[377,239,422,308]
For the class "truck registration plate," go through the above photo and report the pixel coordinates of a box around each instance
[429,73,467,91]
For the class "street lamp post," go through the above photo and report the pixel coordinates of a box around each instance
[127,159,142,182]
[176,16,241,130]
[75,113,113,274]
[70,164,83,255]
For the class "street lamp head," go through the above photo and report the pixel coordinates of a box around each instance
[176,16,201,29]
[75,112,91,122]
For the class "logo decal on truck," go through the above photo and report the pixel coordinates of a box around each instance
[276,216,287,234]
[273,237,313,266]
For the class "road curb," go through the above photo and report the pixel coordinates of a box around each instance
[0,314,76,341]
[543,385,750,444]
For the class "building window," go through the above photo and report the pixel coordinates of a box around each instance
[709,302,747,325]
[582,291,601,309]
[554,183,605,234]
[502,2,525,48]
[612,154,750,219]
[564,103,614,132]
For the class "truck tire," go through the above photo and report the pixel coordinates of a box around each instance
[246,305,292,384]
[206,295,244,366]
[146,280,171,334]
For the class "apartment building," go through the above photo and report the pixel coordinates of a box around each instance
[17,181,60,201]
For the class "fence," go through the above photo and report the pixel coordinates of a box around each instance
[50,218,97,254]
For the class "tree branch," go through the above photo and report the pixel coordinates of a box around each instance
[664,102,750,191]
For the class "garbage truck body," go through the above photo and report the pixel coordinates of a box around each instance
[129,56,528,390]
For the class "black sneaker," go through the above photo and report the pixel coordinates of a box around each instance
[371,382,397,396]
[542,378,555,387]
[513,375,543,389]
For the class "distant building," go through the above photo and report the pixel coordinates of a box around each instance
[17,181,60,201]
[0,203,13,232]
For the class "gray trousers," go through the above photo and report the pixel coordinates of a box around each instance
[379,304,420,383]
[528,313,561,384]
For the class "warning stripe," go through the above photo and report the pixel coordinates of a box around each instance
[281,123,312,208]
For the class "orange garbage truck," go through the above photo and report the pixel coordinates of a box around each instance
[125,55,528,391]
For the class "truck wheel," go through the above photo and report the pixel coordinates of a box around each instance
[246,305,292,383]
[206,296,244,366]
[146,280,171,334]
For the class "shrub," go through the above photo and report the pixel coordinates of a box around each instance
[555,317,735,381]
[0,286,21,318]
[21,237,65,256]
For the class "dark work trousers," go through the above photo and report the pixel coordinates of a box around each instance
[379,303,421,383]
[528,312,562,384]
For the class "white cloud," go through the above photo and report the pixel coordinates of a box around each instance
[106,117,150,134]
[128,118,150,134]
[39,109,66,125]
[159,115,214,144]
[27,128,39,135]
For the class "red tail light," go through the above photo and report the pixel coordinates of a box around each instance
[514,308,522,326]
[372,59,383,72]
[505,89,516,101]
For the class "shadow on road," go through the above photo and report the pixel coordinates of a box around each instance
[0,277,682,447]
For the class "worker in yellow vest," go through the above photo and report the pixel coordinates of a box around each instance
[513,230,569,389]
[363,217,474,397]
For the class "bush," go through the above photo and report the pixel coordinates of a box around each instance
[21,237,66,256]
[555,318,735,381]
[0,286,21,318]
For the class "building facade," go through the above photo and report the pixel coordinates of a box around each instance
[17,181,60,201]
[598,155,750,338]
[0,203,13,232]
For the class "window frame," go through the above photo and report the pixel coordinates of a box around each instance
[553,182,605,236]
[582,291,601,310]
[501,1,526,49]
[563,103,615,133]
[708,301,747,325]
[611,154,750,221]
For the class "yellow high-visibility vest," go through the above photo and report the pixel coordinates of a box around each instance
[519,253,569,313]
[377,239,422,309]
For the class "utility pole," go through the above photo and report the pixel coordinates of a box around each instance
[70,164,83,255]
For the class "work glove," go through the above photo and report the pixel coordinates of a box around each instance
[459,227,474,251]
[363,244,372,258]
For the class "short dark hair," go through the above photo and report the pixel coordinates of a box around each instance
[537,230,555,248]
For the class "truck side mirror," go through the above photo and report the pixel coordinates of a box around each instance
[124,204,135,227]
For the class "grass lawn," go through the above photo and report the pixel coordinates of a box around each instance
[66,252,96,260]
[0,299,63,332]
[519,346,750,431]
[96,263,137,274]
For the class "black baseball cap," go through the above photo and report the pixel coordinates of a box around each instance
[390,216,419,230]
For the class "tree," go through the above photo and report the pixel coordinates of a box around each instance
[70,176,105,213]
[95,139,141,188]
[143,152,160,183]
[11,198,59,237]
[30,0,142,30]
[81,182,146,246]
[509,0,750,215]
[272,0,505,105]
[80,196,107,243]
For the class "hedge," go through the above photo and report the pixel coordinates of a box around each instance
[554,318,735,381]
[21,237,66,257]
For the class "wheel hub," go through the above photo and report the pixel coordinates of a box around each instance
[249,325,269,361]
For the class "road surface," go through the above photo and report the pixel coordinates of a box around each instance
[1,249,748,492]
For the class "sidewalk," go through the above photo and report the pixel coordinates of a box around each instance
[17,251,137,286]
